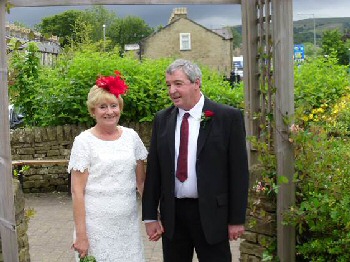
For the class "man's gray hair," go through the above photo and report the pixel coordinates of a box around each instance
[166,59,202,85]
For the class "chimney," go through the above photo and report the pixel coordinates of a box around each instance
[168,7,188,24]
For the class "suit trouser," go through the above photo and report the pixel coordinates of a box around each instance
[162,198,232,262]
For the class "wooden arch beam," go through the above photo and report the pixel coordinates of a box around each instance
[8,0,241,7]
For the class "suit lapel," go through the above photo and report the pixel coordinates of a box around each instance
[166,107,178,168]
[197,98,214,157]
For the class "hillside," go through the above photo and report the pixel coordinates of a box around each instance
[294,17,350,44]
[232,17,350,45]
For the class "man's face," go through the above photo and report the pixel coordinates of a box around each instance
[166,69,200,111]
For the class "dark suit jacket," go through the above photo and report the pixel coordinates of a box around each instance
[142,97,249,244]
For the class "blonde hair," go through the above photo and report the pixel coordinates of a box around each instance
[86,85,124,117]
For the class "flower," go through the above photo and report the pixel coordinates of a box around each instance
[96,70,128,98]
[200,110,214,128]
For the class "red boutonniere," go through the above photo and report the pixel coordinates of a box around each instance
[96,70,128,98]
[201,110,214,128]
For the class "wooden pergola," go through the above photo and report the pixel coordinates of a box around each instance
[0,0,294,261]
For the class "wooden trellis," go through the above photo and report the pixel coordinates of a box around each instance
[242,0,295,260]
[0,0,295,261]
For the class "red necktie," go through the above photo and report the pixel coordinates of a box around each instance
[176,113,190,182]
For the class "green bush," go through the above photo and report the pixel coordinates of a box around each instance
[324,91,350,136]
[294,55,349,124]
[9,42,40,126]
[9,45,243,127]
[285,126,350,261]
[250,55,350,260]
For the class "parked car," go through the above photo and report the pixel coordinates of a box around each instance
[9,104,24,129]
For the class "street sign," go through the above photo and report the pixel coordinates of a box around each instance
[294,44,305,61]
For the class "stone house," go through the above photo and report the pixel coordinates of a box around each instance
[6,22,61,66]
[139,7,233,77]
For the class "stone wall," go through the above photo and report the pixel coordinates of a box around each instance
[10,122,153,193]
[0,180,30,262]
[240,168,277,261]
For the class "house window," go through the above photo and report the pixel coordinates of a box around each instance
[180,33,191,50]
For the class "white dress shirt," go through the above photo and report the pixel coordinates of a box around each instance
[175,94,204,198]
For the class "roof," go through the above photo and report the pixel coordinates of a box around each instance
[212,28,233,40]
[141,16,233,43]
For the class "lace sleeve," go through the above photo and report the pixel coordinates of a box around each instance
[132,130,148,161]
[67,133,90,173]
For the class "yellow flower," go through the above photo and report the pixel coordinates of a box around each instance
[317,108,324,113]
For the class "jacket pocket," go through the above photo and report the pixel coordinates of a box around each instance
[216,193,228,207]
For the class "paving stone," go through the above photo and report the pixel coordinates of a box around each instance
[25,192,240,261]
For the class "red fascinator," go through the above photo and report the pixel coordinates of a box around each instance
[96,70,128,98]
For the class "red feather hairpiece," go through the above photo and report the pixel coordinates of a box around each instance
[96,70,128,98]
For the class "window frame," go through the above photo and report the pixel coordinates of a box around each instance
[179,33,191,51]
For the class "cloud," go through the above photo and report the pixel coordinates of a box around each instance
[6,4,241,29]
[5,2,350,30]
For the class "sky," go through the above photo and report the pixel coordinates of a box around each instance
[5,0,350,30]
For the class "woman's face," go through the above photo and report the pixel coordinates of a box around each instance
[92,98,121,127]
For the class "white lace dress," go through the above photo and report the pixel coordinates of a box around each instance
[68,126,148,262]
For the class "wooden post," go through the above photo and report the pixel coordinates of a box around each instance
[272,0,295,261]
[0,1,20,261]
[241,0,260,171]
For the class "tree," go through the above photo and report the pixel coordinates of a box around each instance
[35,10,85,46]
[321,29,348,65]
[35,6,153,51]
[108,16,154,53]
[230,27,242,49]
[83,5,118,43]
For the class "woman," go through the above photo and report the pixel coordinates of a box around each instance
[68,71,148,261]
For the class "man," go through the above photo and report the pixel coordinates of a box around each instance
[142,59,249,262]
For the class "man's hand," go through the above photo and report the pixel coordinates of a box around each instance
[145,221,164,241]
[228,224,245,241]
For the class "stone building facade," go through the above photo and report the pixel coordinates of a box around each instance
[140,8,233,77]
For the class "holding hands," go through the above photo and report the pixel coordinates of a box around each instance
[145,221,164,241]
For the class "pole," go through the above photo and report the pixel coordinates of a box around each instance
[0,0,20,261]
[103,24,106,51]
[312,14,316,56]
[273,0,296,261]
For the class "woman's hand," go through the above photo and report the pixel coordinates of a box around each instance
[145,221,164,241]
[72,235,89,258]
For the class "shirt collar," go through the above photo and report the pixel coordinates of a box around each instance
[178,93,204,120]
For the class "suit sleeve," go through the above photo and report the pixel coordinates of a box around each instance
[228,109,249,225]
[142,114,161,221]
